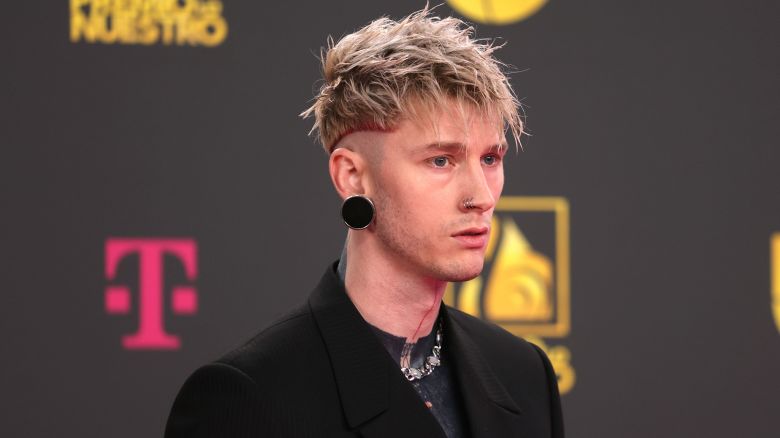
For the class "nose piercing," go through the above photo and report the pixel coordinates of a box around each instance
[463,197,476,209]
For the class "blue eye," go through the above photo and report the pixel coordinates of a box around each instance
[482,154,499,166]
[431,156,449,167]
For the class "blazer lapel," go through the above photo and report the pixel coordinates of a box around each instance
[308,263,446,438]
[441,305,525,438]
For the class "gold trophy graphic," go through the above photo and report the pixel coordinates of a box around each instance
[445,196,575,393]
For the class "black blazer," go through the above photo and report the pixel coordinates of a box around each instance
[165,262,564,437]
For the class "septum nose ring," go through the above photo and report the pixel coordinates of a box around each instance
[463,197,476,209]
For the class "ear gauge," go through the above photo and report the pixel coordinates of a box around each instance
[341,195,375,230]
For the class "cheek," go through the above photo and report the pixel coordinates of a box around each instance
[378,168,435,208]
[488,168,505,196]
[378,190,441,236]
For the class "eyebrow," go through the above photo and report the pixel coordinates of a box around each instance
[416,141,508,154]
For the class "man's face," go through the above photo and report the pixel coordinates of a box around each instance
[364,101,506,282]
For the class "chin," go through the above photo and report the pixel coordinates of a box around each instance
[439,259,484,282]
[446,271,481,282]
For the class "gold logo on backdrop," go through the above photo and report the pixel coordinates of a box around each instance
[447,0,548,25]
[70,0,228,47]
[444,196,575,393]
[772,233,780,333]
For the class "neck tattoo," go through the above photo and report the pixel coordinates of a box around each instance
[336,254,443,381]
[401,320,443,381]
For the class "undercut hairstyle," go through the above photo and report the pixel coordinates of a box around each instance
[300,6,524,153]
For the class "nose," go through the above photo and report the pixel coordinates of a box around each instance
[459,161,496,213]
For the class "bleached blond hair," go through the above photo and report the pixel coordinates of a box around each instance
[300,6,523,152]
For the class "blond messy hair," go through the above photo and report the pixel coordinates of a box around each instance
[300,6,523,152]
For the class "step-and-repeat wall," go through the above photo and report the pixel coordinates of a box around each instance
[2,1,777,436]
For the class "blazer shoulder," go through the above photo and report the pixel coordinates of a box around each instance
[166,302,344,437]
[216,303,324,379]
[165,361,261,438]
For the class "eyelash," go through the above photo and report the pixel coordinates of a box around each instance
[430,156,452,168]
[482,154,502,166]
[428,154,502,168]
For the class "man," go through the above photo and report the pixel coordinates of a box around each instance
[165,8,564,438]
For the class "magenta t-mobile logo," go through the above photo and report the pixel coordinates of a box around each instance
[105,238,198,350]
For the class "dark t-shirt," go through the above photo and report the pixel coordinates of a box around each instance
[338,251,467,437]
[368,321,468,438]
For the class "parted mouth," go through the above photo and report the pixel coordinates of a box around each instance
[452,226,489,237]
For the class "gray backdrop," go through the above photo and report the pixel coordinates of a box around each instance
[1,1,778,437]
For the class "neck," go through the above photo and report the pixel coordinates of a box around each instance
[342,232,447,343]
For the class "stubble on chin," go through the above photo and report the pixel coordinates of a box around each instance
[372,191,488,282]
[376,219,486,282]
[436,257,485,282]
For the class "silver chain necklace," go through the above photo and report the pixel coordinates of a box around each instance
[401,321,443,381]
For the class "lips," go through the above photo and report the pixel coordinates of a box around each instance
[452,226,490,249]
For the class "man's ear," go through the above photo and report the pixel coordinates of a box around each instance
[329,148,367,200]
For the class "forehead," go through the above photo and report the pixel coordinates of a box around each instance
[390,102,506,152]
